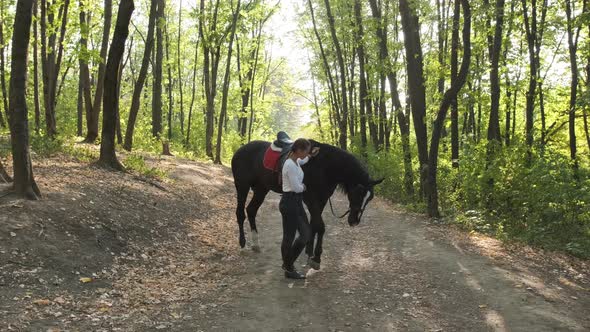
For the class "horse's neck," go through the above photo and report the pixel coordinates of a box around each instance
[324,148,368,187]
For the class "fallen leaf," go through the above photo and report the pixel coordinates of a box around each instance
[33,299,51,306]
[79,277,93,283]
[478,304,487,309]
[54,296,66,305]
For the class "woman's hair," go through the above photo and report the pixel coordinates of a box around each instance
[291,138,311,153]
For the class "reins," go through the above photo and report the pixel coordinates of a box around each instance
[328,197,350,219]
[328,194,371,221]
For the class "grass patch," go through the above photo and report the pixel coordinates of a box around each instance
[123,153,168,179]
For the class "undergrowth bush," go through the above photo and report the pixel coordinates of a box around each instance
[358,141,590,258]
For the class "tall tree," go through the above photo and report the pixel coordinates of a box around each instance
[33,0,41,133]
[152,0,164,137]
[214,0,240,164]
[199,0,222,158]
[99,0,134,169]
[323,0,348,149]
[9,0,41,199]
[124,0,157,151]
[564,0,584,168]
[399,0,429,193]
[164,15,174,141]
[176,0,184,135]
[0,0,8,128]
[426,0,471,217]
[85,0,112,142]
[521,0,547,152]
[353,0,367,148]
[487,0,505,144]
[185,20,200,146]
[40,0,71,138]
[77,0,92,137]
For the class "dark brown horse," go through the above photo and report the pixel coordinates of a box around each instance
[231,139,382,269]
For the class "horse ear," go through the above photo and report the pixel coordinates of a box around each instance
[371,178,384,186]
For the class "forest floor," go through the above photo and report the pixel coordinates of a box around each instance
[1,149,589,331]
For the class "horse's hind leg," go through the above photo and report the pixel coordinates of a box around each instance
[246,186,269,252]
[235,183,249,248]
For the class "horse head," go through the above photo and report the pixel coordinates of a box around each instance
[345,178,384,226]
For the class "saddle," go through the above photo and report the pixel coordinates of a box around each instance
[263,131,293,173]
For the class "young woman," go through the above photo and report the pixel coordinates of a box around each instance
[280,138,312,279]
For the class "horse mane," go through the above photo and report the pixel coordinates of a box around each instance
[309,140,370,195]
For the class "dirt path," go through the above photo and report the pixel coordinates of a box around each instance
[1,155,589,331]
[162,162,589,332]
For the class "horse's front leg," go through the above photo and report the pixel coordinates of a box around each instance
[307,219,325,270]
[305,219,317,266]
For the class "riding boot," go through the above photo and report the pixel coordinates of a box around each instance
[282,264,306,279]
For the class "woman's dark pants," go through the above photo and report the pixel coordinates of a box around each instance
[279,192,311,270]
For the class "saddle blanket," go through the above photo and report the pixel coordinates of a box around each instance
[263,144,282,171]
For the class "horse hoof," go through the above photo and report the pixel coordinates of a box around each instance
[251,245,261,252]
[239,237,246,248]
[307,257,321,270]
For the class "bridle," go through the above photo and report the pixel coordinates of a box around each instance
[328,188,373,221]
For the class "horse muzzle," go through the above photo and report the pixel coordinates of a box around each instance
[348,214,360,227]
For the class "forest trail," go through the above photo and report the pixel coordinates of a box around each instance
[1,154,589,331]
[164,159,590,331]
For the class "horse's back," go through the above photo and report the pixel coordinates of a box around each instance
[231,141,271,185]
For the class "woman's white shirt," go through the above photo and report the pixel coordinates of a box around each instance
[282,156,309,193]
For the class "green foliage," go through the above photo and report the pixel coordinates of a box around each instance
[363,140,590,258]
[123,153,167,179]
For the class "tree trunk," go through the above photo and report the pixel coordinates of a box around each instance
[85,0,112,142]
[124,0,157,151]
[484,0,505,179]
[308,0,340,143]
[200,0,222,158]
[177,0,184,135]
[323,0,348,150]
[0,1,8,128]
[9,0,41,199]
[40,0,70,138]
[354,0,367,148]
[503,1,515,146]
[186,23,200,146]
[450,0,461,168]
[78,0,92,138]
[565,0,582,168]
[214,0,240,164]
[152,0,164,137]
[399,0,429,195]
[521,0,547,153]
[165,18,174,141]
[33,0,41,133]
[99,0,134,170]
[426,0,471,218]
[247,20,264,142]
[368,0,390,150]
[586,32,590,157]
[309,58,324,139]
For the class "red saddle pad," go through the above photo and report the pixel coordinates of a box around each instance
[263,146,281,171]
